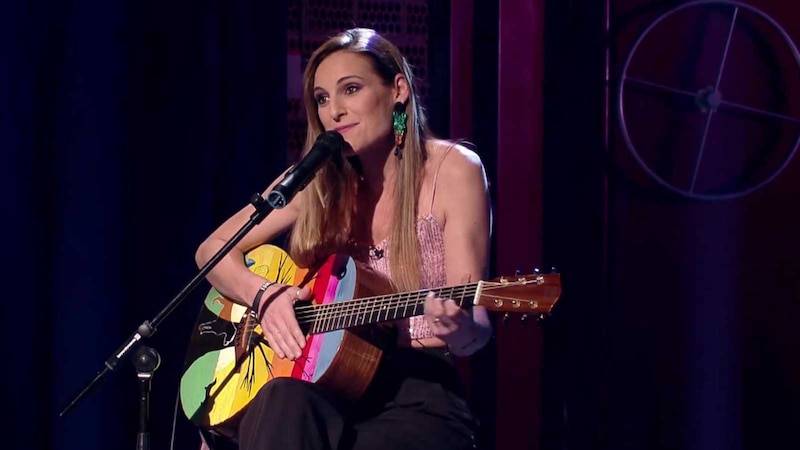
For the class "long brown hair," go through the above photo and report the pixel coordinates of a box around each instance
[288,28,429,292]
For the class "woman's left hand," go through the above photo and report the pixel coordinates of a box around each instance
[423,291,479,351]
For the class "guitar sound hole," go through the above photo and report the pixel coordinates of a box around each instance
[295,300,314,335]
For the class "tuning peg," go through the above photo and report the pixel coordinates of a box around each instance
[550,266,558,274]
[502,313,510,324]
[533,267,541,274]
[520,314,528,327]
[515,269,522,276]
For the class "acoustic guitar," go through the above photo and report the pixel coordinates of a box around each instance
[179,244,561,436]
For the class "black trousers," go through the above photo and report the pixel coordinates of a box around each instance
[213,348,478,450]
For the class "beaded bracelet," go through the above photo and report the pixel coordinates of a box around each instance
[251,281,275,319]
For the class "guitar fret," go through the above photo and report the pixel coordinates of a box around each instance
[316,304,325,333]
[321,302,335,333]
[337,302,346,330]
[334,302,344,331]
[344,299,355,329]
[345,299,354,327]
[325,301,335,333]
[392,295,403,320]
[352,299,360,326]
[381,303,397,320]
[378,298,385,322]
[361,297,370,325]
[331,305,337,330]
[364,296,376,325]
[352,298,361,326]
[359,298,367,325]
[328,306,336,332]
[390,295,397,320]
[351,299,361,327]
[345,302,353,327]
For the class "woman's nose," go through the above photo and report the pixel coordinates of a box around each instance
[328,98,345,121]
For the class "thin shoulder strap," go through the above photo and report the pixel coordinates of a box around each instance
[428,143,456,214]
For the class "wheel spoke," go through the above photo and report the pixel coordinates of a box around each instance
[624,76,697,97]
[689,6,740,194]
[714,6,739,89]
[719,100,800,123]
[690,110,715,194]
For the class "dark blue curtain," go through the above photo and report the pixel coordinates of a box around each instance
[2,1,287,448]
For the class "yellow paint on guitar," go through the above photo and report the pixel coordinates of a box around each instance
[180,245,309,433]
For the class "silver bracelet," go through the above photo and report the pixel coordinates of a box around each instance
[251,281,275,319]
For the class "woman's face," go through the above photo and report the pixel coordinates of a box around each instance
[313,51,405,156]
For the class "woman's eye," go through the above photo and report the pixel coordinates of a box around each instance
[316,95,329,106]
[345,85,360,95]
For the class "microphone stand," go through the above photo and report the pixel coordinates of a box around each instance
[59,192,277,443]
[59,130,342,448]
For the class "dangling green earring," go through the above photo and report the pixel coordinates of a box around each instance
[392,102,407,158]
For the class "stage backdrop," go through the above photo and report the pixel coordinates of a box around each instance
[2,1,287,448]
[541,1,800,449]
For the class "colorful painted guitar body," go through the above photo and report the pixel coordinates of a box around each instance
[179,244,561,436]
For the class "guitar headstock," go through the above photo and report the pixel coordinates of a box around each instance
[475,272,562,318]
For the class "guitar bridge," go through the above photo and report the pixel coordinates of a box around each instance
[236,310,259,352]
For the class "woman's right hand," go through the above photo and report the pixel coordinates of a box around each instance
[259,284,312,360]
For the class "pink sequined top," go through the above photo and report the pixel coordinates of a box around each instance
[364,146,453,341]
[365,213,447,340]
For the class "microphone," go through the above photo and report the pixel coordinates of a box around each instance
[266,130,344,209]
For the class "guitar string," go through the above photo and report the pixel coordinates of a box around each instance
[299,284,474,334]
[293,281,482,315]
[246,278,544,317]
[299,282,543,331]
[242,280,551,334]
[242,284,476,335]
[295,280,540,316]
[296,283,480,320]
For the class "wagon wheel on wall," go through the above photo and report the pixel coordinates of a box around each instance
[617,0,800,201]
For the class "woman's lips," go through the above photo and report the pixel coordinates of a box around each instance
[334,124,357,134]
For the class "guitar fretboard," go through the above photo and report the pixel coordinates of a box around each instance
[295,282,481,334]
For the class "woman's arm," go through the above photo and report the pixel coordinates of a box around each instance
[424,144,493,356]
[195,169,311,360]
[195,168,301,306]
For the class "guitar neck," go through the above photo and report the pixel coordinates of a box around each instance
[295,282,481,335]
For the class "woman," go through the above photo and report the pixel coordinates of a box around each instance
[196,28,492,450]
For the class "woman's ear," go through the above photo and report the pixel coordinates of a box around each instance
[393,74,410,104]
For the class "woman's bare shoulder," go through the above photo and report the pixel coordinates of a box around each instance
[426,139,486,183]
